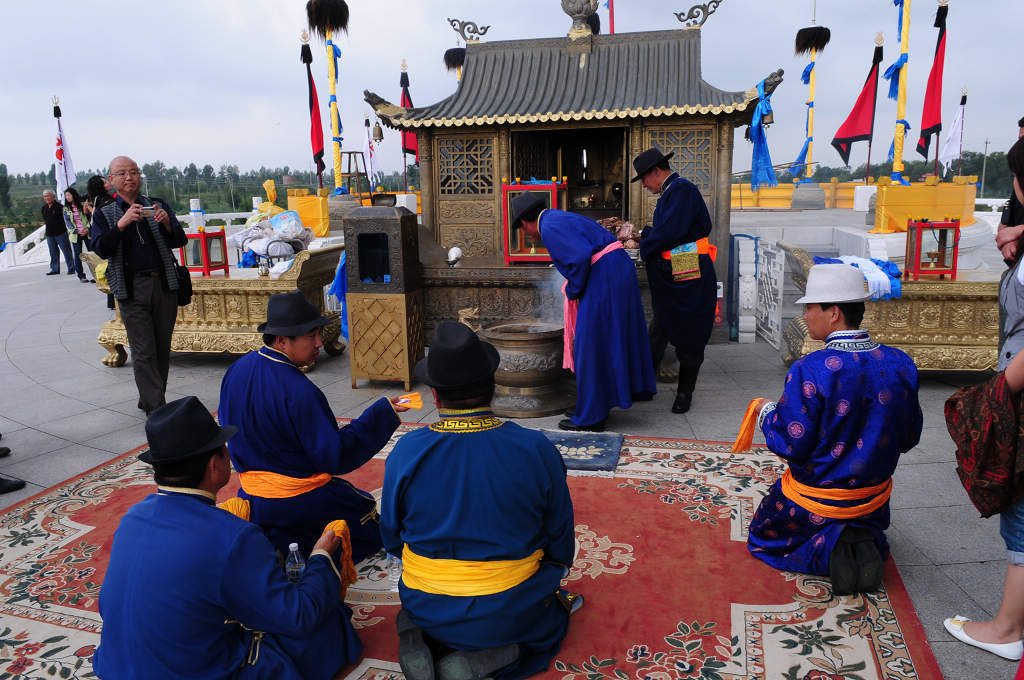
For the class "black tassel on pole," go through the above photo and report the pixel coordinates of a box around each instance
[400,71,410,89]
[587,13,600,34]
[306,0,350,39]
[300,43,313,65]
[795,26,831,55]
[53,105,62,118]
[444,47,466,72]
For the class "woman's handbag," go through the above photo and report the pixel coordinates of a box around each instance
[945,373,1024,517]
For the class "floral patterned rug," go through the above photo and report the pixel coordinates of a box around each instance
[0,424,941,680]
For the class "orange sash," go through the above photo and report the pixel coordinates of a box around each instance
[237,471,332,499]
[660,237,713,259]
[780,469,892,520]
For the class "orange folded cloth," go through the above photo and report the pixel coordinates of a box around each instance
[323,520,358,598]
[732,398,771,452]
[396,393,423,409]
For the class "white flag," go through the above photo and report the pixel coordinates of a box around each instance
[938,96,965,175]
[363,123,378,191]
[54,108,75,201]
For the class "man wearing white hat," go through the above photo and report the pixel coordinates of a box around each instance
[744,264,922,595]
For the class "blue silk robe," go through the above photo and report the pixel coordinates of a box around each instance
[747,330,922,575]
[219,347,400,563]
[94,488,361,680]
[380,412,575,680]
[540,209,656,426]
[638,173,717,354]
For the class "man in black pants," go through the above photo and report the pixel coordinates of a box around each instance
[41,190,75,275]
[90,156,187,415]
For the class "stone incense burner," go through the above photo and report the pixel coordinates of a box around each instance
[481,320,575,418]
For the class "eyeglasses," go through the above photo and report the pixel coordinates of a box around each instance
[111,169,142,178]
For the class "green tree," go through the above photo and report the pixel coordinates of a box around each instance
[0,164,10,209]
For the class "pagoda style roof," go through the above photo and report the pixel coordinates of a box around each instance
[365,29,764,129]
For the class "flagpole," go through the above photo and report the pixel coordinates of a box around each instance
[891,0,912,183]
[608,0,615,34]
[957,95,965,176]
[867,34,883,185]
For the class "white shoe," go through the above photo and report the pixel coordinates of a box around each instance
[943,616,1023,661]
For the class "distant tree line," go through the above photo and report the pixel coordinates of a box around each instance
[0,160,421,238]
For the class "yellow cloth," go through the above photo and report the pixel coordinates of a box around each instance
[95,261,108,288]
[780,469,893,520]
[217,497,251,521]
[732,398,770,452]
[262,179,277,205]
[396,393,423,410]
[323,520,358,599]
[237,471,332,499]
[401,546,543,597]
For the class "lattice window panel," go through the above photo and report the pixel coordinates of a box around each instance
[438,137,495,195]
[644,128,715,223]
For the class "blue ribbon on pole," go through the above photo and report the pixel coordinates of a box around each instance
[883,53,907,101]
[894,0,904,42]
[887,119,912,162]
[801,61,815,85]
[749,80,778,192]
[327,42,344,145]
[789,103,814,180]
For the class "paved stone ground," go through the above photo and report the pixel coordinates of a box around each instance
[0,261,1011,679]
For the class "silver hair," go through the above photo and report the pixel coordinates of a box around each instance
[42,190,55,197]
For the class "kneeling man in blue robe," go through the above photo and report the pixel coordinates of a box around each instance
[381,322,579,680]
[95,396,362,679]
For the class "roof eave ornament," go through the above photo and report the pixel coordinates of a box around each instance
[562,0,599,40]
[674,1,724,30]
[447,18,490,44]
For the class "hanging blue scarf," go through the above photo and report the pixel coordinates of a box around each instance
[801,61,815,85]
[884,0,907,100]
[887,120,912,162]
[789,103,813,180]
[749,79,778,192]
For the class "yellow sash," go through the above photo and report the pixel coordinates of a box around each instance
[780,469,892,520]
[237,471,332,499]
[401,545,543,597]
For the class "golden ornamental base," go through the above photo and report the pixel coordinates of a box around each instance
[347,290,425,391]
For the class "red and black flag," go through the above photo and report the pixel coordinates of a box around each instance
[400,69,419,162]
[831,44,884,166]
[301,43,326,180]
[916,4,949,159]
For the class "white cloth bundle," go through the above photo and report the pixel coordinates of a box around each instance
[838,255,891,301]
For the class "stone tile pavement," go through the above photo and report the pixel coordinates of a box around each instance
[0,262,1012,679]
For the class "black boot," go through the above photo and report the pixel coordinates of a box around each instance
[671,393,692,414]
[673,352,704,414]
[850,528,883,593]
[558,418,605,432]
[397,609,436,680]
[437,644,520,680]
[0,478,26,494]
[829,529,858,596]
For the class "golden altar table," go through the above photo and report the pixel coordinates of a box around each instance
[780,245,998,372]
[81,247,346,368]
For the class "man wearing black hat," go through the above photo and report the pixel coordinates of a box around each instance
[218,290,408,567]
[94,396,363,679]
[380,322,578,680]
[512,193,656,432]
[632,147,718,415]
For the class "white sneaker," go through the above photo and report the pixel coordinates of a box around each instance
[943,616,1024,661]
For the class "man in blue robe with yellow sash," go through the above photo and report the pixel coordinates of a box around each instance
[95,396,362,679]
[743,264,922,595]
[219,290,408,565]
[381,322,578,680]
[632,148,718,415]
[513,193,656,432]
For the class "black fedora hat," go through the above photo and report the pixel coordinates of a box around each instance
[140,396,237,464]
[415,321,500,389]
[257,290,330,335]
[509,192,549,229]
[630,147,675,183]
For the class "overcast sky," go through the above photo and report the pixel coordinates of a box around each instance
[1,0,1019,180]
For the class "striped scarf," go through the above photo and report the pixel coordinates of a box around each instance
[100,197,179,301]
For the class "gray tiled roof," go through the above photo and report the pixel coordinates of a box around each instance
[366,29,758,129]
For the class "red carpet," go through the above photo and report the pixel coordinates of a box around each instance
[0,424,942,680]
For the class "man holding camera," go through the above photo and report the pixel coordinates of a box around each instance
[90,156,187,415]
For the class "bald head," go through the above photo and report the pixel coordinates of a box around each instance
[108,156,141,201]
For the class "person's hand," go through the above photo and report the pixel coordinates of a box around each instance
[312,529,342,556]
[996,224,1024,249]
[117,203,144,231]
[1002,242,1019,262]
[390,396,410,413]
[153,204,170,227]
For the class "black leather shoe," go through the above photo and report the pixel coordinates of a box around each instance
[829,530,858,596]
[46,271,59,276]
[563,406,575,418]
[437,644,520,680]
[0,478,26,494]
[558,418,605,432]
[0,447,10,459]
[671,392,692,414]
[851,530,883,593]
[397,609,435,680]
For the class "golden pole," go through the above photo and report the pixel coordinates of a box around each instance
[805,46,817,181]
[326,30,344,191]
[891,0,912,180]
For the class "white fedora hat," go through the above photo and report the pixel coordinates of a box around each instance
[795,263,871,305]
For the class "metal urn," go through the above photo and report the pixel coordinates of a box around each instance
[561,0,599,35]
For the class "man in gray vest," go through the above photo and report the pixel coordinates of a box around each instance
[90,156,187,415]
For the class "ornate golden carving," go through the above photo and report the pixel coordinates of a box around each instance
[438,137,495,196]
[441,226,494,258]
[438,200,495,224]
[348,291,424,390]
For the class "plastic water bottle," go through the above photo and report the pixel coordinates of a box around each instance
[285,543,305,582]
[386,553,403,587]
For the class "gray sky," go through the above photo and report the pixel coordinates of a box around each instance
[1,0,1018,179]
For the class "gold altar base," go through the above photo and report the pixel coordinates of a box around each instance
[82,248,346,369]
[347,291,425,391]
[871,182,977,233]
[781,247,998,371]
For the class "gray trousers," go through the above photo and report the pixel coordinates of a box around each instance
[119,273,178,413]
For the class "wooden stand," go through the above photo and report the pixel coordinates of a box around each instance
[347,291,424,390]
[904,218,960,281]
[180,230,230,277]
